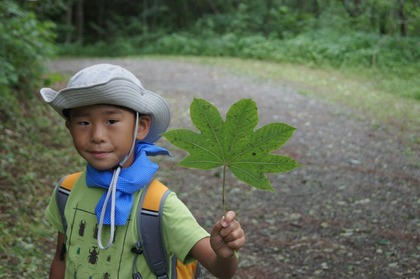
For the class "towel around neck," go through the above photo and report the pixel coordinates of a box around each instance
[86,141,170,225]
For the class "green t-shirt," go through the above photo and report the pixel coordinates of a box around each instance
[45,172,209,279]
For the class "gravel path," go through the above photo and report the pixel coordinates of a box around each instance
[48,58,419,279]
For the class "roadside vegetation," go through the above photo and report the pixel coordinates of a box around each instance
[1,0,419,276]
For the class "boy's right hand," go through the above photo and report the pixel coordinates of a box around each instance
[210,211,245,258]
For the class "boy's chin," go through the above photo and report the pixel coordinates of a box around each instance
[88,161,119,171]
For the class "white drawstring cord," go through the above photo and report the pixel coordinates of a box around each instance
[97,112,139,249]
[97,167,118,249]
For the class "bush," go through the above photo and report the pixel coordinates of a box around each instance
[56,27,419,100]
[0,1,56,119]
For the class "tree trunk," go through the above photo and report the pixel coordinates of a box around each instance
[97,0,105,41]
[65,0,73,44]
[398,0,407,36]
[75,0,84,44]
[313,0,320,19]
[379,10,387,35]
[341,0,362,17]
[262,0,273,36]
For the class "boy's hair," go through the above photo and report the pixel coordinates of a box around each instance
[62,106,144,120]
[40,64,170,143]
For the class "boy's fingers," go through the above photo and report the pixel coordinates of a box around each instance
[221,222,245,251]
[211,211,238,238]
[221,226,241,242]
[219,220,239,237]
[210,210,246,256]
[227,235,246,250]
[221,211,236,227]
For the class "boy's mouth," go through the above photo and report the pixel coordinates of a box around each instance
[89,150,110,159]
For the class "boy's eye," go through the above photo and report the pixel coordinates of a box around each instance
[106,120,118,125]
[78,121,90,126]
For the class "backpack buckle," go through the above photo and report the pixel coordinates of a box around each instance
[131,242,143,255]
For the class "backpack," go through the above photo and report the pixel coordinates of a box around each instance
[55,171,202,279]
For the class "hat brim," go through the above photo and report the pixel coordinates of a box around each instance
[40,78,170,143]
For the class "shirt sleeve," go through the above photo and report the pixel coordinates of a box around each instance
[162,192,210,263]
[44,186,65,233]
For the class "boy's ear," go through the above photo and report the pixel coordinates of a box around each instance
[65,120,71,130]
[136,115,151,140]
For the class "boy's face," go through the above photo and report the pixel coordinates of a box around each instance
[66,104,150,170]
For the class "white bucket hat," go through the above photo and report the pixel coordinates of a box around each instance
[40,63,170,143]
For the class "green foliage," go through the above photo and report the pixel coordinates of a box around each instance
[0,0,56,118]
[58,27,419,98]
[55,29,419,101]
[0,95,83,277]
[164,98,299,211]
[41,0,420,42]
[31,0,417,101]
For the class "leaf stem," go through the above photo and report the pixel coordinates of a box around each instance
[222,164,239,259]
[222,164,227,216]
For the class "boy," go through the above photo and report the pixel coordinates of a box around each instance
[41,64,245,279]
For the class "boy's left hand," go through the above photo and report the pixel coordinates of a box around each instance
[210,211,245,258]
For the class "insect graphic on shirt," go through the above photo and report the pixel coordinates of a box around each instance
[93,223,99,239]
[70,261,81,279]
[101,272,111,279]
[106,255,111,262]
[79,220,87,237]
[85,272,99,279]
[88,246,100,265]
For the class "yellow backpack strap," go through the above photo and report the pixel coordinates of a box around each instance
[142,179,169,211]
[55,171,83,260]
[133,179,173,279]
[60,171,83,191]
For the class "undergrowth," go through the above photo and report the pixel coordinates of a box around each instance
[58,31,420,101]
[0,96,83,277]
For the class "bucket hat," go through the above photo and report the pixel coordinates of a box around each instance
[40,63,170,143]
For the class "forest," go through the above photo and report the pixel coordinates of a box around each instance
[1,0,419,116]
[21,0,420,42]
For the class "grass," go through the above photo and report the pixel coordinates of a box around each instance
[0,96,83,277]
[0,56,418,277]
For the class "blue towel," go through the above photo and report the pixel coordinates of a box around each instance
[86,141,170,225]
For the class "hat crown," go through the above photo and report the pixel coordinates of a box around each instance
[68,64,144,89]
[40,63,170,143]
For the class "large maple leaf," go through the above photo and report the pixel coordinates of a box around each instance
[163,98,299,193]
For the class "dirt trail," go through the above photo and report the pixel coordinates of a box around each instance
[48,58,419,279]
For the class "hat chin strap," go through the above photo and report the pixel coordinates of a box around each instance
[97,112,139,250]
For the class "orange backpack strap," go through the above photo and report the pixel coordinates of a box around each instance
[60,172,83,191]
[133,179,172,279]
[133,180,202,279]
[141,179,170,212]
[55,171,83,260]
[56,171,83,228]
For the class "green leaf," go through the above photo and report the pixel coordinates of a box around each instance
[163,98,299,191]
[225,99,258,157]
[163,129,222,169]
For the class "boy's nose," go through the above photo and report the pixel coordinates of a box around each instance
[90,125,106,143]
